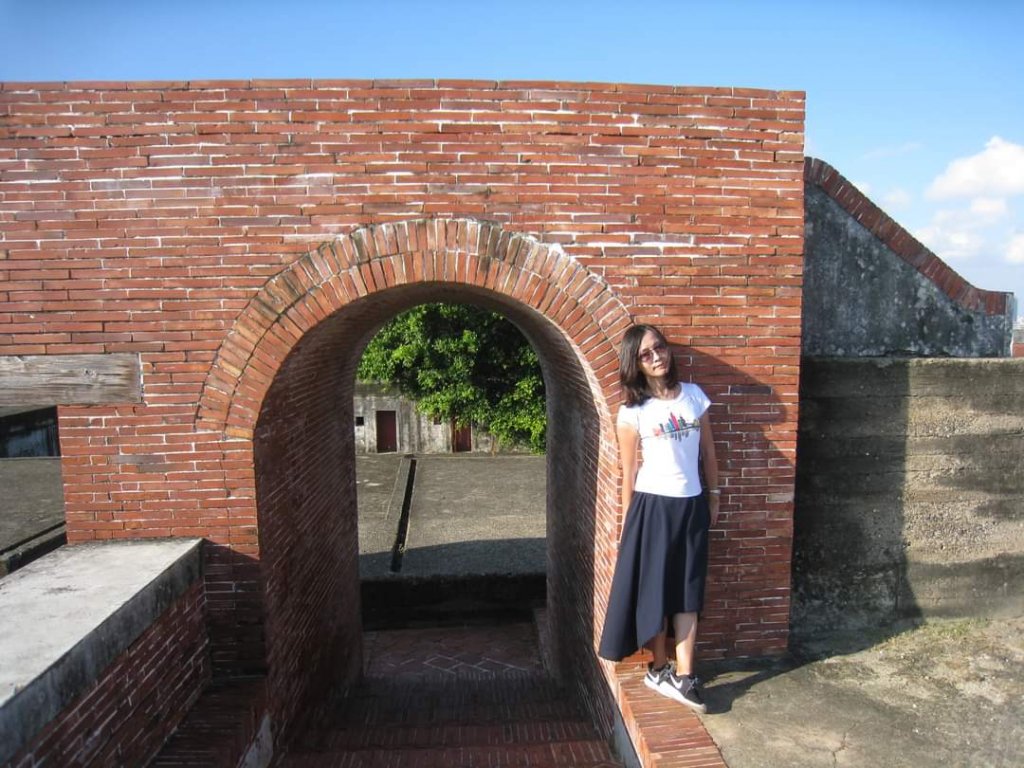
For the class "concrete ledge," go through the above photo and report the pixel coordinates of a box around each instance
[0,523,66,577]
[0,538,203,764]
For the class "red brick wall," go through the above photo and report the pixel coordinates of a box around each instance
[252,320,364,732]
[8,580,209,768]
[0,80,806,735]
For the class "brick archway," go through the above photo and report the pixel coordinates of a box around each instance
[1,79,810,762]
[198,217,632,737]
[197,218,631,440]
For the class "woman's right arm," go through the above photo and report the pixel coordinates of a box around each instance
[617,421,640,515]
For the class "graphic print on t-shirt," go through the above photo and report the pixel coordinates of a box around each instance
[651,411,700,441]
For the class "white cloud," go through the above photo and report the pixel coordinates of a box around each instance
[915,196,1021,267]
[852,180,872,195]
[916,216,985,261]
[1007,233,1024,264]
[927,137,1024,200]
[915,205,994,262]
[882,187,912,210]
[969,197,1009,221]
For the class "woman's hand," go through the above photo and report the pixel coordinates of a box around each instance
[708,493,720,527]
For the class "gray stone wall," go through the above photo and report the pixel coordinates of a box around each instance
[802,185,1014,357]
[353,383,532,455]
[353,384,446,454]
[793,358,1024,636]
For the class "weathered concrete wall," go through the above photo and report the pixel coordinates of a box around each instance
[793,358,1024,635]
[803,159,1015,358]
[354,383,439,453]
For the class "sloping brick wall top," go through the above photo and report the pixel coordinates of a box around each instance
[805,157,1012,317]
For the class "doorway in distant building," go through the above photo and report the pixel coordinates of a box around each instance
[375,410,398,452]
[451,421,472,452]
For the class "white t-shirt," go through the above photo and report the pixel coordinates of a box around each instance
[616,383,711,498]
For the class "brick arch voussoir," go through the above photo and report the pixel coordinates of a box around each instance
[197,218,632,439]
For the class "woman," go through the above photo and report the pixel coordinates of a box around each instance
[598,324,720,713]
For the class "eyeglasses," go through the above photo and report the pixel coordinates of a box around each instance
[637,342,668,364]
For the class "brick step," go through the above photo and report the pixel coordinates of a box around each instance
[326,675,573,727]
[302,718,599,750]
[149,677,266,768]
[276,671,623,768]
[276,739,621,767]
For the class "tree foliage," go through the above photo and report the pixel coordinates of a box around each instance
[357,303,546,453]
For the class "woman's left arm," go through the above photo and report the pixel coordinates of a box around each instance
[700,412,720,527]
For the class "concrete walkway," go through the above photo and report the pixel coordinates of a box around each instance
[0,458,65,575]
[356,453,546,580]
[700,618,1024,768]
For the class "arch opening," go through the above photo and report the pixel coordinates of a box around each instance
[212,220,631,738]
[352,300,548,626]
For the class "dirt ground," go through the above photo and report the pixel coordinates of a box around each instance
[700,616,1024,768]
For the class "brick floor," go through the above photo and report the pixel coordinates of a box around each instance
[151,622,728,768]
[274,623,621,767]
[362,623,546,679]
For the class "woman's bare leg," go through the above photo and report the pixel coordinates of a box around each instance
[672,612,698,676]
[647,617,670,668]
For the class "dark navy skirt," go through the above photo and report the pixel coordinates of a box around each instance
[598,491,710,662]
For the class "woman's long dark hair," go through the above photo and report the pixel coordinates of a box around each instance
[619,324,679,406]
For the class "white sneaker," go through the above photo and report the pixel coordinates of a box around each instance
[643,662,673,692]
[658,672,707,714]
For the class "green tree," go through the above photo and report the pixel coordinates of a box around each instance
[357,303,546,453]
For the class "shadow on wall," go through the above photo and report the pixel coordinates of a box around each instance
[793,358,1024,643]
[203,544,268,678]
[651,347,798,661]
[792,359,917,642]
[693,360,920,723]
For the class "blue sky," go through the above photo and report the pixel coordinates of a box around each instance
[2,0,1022,320]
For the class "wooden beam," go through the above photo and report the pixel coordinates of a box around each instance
[0,354,142,406]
